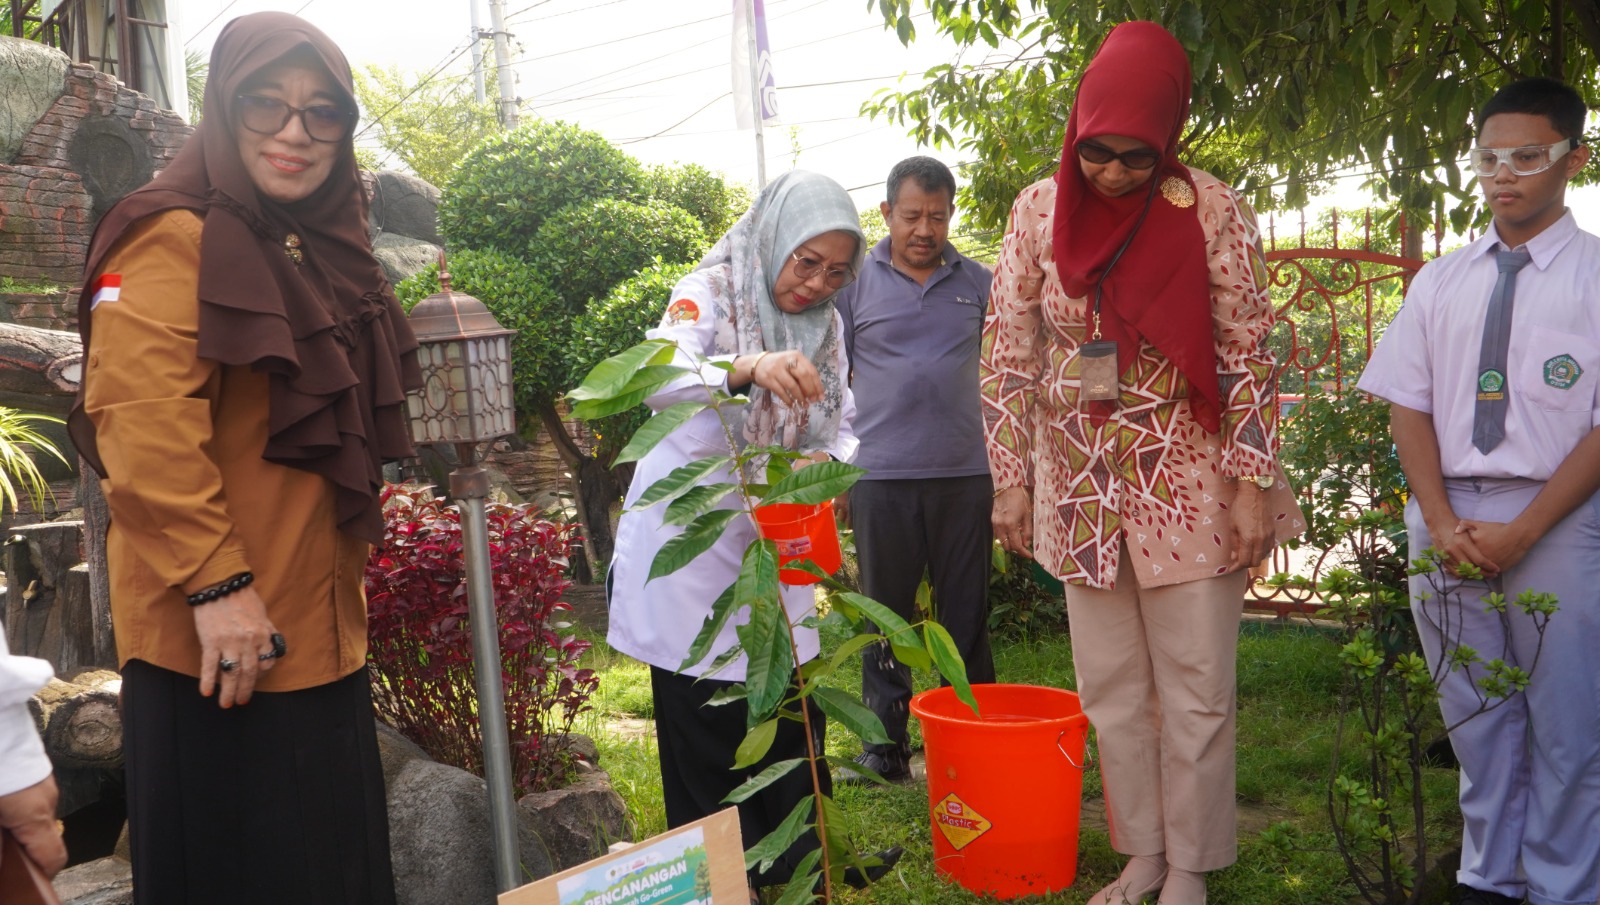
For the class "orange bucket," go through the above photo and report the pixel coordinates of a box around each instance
[910,684,1089,899]
[752,500,841,585]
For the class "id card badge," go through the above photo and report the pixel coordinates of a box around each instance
[1078,340,1119,401]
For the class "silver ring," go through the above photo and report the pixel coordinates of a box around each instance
[219,658,238,672]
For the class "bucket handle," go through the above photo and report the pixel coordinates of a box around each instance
[1057,730,1092,770]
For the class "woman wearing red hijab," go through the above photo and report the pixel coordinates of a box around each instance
[982,22,1304,905]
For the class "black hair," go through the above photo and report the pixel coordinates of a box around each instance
[885,156,957,208]
[1477,77,1588,141]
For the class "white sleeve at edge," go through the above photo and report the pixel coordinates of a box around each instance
[0,626,54,797]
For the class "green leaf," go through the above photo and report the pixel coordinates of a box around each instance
[733,718,780,769]
[736,543,792,725]
[613,401,708,464]
[705,684,749,706]
[835,592,930,670]
[823,753,890,786]
[664,483,740,526]
[745,794,815,874]
[649,509,742,581]
[679,582,738,672]
[925,620,978,714]
[631,456,734,510]
[816,793,853,863]
[570,364,691,420]
[811,686,890,745]
[772,850,823,905]
[824,633,880,681]
[766,452,795,488]
[567,339,675,401]
[763,461,866,506]
[722,757,806,803]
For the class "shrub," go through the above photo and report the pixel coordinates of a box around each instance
[644,162,749,239]
[365,485,597,795]
[567,260,696,460]
[395,248,570,423]
[440,119,644,253]
[528,198,709,307]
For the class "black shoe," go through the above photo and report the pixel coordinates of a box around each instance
[842,846,904,889]
[837,750,912,785]
[1451,884,1524,905]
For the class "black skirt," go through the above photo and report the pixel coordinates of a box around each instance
[121,659,396,905]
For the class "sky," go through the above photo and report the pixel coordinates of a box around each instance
[169,0,1600,237]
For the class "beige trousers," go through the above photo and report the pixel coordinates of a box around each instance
[1065,549,1246,872]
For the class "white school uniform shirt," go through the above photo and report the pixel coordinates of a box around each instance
[0,624,53,797]
[1358,211,1600,480]
[606,269,858,681]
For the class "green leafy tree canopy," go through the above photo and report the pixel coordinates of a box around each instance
[352,64,499,188]
[528,198,709,308]
[869,0,1600,235]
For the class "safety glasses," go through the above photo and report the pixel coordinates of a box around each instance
[1468,138,1575,177]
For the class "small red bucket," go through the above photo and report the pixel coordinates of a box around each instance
[752,500,841,585]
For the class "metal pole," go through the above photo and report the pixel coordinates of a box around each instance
[451,460,520,893]
[486,0,518,129]
[468,0,487,105]
[743,0,766,187]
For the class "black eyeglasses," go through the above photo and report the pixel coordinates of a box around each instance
[235,94,357,143]
[1075,140,1162,171]
[790,249,856,290]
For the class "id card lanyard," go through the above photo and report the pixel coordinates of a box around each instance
[1078,176,1162,401]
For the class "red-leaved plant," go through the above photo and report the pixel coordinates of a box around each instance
[365,484,598,795]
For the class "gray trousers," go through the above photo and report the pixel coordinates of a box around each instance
[1407,479,1600,905]
[852,474,996,756]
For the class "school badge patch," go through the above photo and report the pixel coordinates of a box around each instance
[1543,354,1582,390]
[1477,368,1505,401]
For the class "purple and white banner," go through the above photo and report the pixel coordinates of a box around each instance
[732,0,779,128]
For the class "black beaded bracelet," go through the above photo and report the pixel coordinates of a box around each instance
[186,571,255,607]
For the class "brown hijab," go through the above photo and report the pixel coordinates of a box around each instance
[68,11,421,545]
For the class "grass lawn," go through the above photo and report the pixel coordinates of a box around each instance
[571,616,1462,904]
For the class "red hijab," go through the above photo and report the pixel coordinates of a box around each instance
[1052,21,1221,434]
[69,12,421,544]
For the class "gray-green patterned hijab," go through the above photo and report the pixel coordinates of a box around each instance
[693,170,864,452]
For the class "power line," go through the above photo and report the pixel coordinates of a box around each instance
[355,41,477,140]
[537,12,728,62]
[617,93,730,145]
[183,0,243,47]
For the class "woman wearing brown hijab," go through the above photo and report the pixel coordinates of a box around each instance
[69,13,417,903]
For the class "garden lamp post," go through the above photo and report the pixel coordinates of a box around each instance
[404,257,521,892]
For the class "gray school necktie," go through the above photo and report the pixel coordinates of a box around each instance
[1472,248,1533,454]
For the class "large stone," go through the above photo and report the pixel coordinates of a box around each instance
[518,769,634,872]
[0,37,69,163]
[373,232,442,286]
[370,170,443,245]
[386,758,556,905]
[374,718,431,788]
[67,115,156,218]
[52,855,133,905]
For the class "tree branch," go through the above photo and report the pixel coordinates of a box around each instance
[537,403,585,468]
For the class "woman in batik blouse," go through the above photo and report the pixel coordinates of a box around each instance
[983,21,1305,905]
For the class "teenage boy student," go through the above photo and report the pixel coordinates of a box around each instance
[1357,77,1600,905]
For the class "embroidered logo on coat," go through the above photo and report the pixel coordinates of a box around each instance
[1544,354,1582,389]
[664,298,700,325]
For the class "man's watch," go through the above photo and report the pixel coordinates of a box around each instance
[1239,474,1275,490]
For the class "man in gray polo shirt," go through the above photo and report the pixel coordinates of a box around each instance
[835,156,996,783]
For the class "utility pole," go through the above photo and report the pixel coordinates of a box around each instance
[487,0,518,129]
[468,0,487,105]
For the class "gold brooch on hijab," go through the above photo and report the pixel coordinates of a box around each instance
[1160,177,1195,208]
[284,232,304,265]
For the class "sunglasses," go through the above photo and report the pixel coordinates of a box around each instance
[790,249,856,290]
[1076,140,1163,171]
[1468,139,1575,177]
[235,94,357,143]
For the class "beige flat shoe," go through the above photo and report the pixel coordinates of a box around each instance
[1155,867,1206,905]
[1092,856,1168,905]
